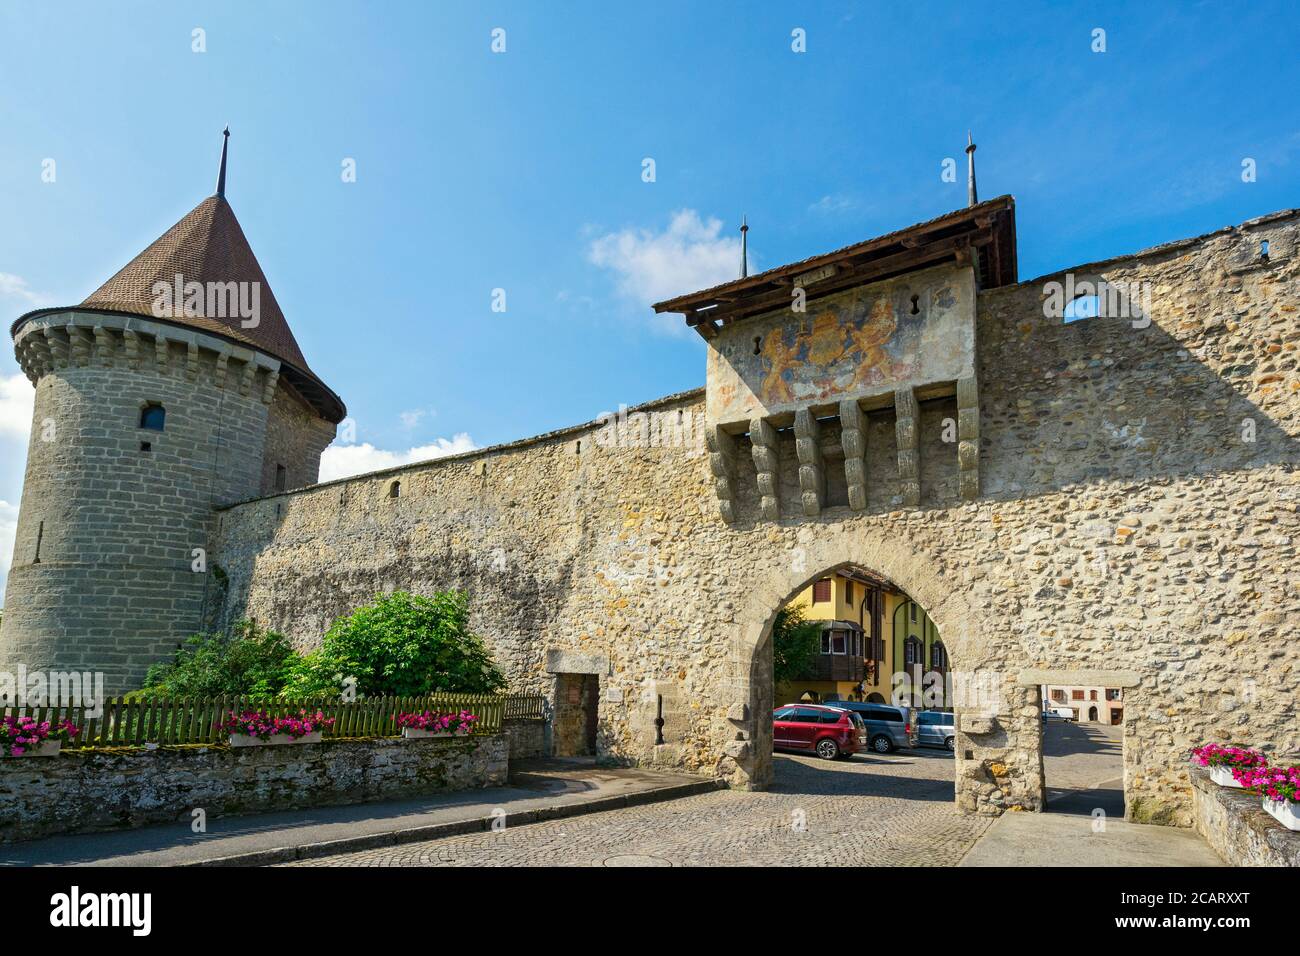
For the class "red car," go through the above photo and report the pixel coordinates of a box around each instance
[773,704,867,760]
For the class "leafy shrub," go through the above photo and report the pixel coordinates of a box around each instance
[283,590,507,698]
[141,620,297,697]
[772,604,823,685]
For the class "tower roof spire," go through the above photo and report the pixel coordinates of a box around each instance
[215,126,230,198]
[740,214,749,279]
[965,130,978,207]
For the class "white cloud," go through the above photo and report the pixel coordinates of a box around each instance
[809,193,859,215]
[0,499,17,607]
[398,408,433,429]
[0,372,35,441]
[318,433,478,482]
[0,273,53,308]
[587,209,746,329]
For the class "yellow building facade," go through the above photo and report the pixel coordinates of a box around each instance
[776,568,946,708]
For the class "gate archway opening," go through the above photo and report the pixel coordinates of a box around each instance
[727,533,1045,816]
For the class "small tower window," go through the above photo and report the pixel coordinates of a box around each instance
[140,403,166,431]
[275,464,287,491]
[388,479,401,499]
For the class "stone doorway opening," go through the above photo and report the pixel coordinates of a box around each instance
[1036,680,1127,819]
[554,673,599,757]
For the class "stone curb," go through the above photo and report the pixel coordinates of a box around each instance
[184,779,723,867]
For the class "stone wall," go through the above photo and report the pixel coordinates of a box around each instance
[1191,766,1300,866]
[0,735,508,844]
[503,719,548,760]
[212,208,1300,824]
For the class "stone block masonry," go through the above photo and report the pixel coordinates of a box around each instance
[212,208,1300,824]
[0,735,508,844]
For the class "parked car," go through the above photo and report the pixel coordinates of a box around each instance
[772,705,867,760]
[810,701,917,753]
[916,710,955,751]
[1042,707,1074,722]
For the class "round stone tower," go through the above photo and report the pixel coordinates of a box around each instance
[0,131,345,694]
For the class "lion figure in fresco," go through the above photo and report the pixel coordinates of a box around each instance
[759,331,800,405]
[848,297,897,387]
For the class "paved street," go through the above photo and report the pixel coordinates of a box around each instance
[1042,721,1125,817]
[286,747,990,867]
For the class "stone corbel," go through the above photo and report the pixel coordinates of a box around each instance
[67,323,92,367]
[749,416,780,521]
[957,375,980,500]
[214,350,230,389]
[123,329,141,369]
[238,358,257,397]
[186,341,200,381]
[839,398,867,511]
[261,368,280,405]
[154,333,171,375]
[93,325,114,367]
[895,386,920,507]
[43,326,69,369]
[793,408,822,517]
[706,424,738,523]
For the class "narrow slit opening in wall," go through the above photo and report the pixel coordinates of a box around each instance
[140,441,151,454]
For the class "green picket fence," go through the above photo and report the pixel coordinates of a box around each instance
[1,693,547,749]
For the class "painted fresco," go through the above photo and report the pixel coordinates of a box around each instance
[706,263,976,426]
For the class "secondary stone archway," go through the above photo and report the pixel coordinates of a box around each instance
[720,527,1044,816]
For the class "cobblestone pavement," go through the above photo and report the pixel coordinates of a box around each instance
[285,748,992,867]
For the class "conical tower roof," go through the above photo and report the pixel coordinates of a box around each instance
[81,194,310,370]
[12,131,344,422]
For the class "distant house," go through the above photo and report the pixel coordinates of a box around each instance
[1044,685,1124,725]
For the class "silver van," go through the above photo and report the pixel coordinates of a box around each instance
[823,702,917,753]
[916,710,956,751]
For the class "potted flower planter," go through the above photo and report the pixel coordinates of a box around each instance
[230,731,323,748]
[1210,766,1244,788]
[7,739,62,758]
[1262,798,1300,831]
[401,727,470,739]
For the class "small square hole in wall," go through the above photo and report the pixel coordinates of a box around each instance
[139,441,152,453]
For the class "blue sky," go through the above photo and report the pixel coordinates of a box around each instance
[1,0,1299,596]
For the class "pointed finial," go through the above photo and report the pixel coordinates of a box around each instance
[965,130,978,207]
[215,126,230,198]
[740,214,749,279]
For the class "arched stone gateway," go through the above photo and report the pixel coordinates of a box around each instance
[723,528,1043,815]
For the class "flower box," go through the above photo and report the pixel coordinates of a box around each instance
[230,731,323,748]
[6,740,62,758]
[1262,798,1300,831]
[1210,766,1244,788]
[401,727,470,739]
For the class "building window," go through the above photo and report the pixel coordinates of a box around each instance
[1071,690,1085,701]
[1090,690,1098,701]
[813,578,831,603]
[904,636,922,666]
[275,465,287,491]
[931,642,947,670]
[1106,688,1122,701]
[140,403,165,431]
[844,580,854,606]
[830,631,847,655]
[1051,689,1066,702]
[820,630,831,655]
[909,602,918,624]
[388,480,401,499]
[870,634,884,662]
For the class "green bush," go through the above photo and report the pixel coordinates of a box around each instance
[141,620,297,697]
[772,605,823,685]
[283,590,507,698]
